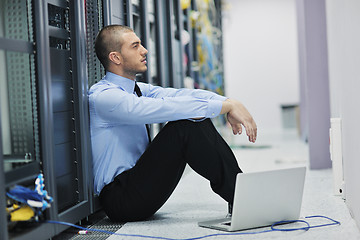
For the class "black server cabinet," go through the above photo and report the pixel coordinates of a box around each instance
[0,0,93,239]
[0,0,50,239]
[1,0,40,188]
[36,0,92,228]
[86,0,104,212]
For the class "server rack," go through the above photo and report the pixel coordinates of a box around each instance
[167,0,185,89]
[1,0,93,239]
[36,0,91,229]
[0,0,51,239]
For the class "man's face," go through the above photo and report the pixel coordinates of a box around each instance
[118,31,148,77]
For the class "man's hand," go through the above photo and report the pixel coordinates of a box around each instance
[221,99,257,143]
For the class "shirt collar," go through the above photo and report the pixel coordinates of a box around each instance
[105,71,135,94]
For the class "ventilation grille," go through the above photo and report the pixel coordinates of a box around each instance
[70,217,125,240]
[4,0,36,156]
[86,0,104,87]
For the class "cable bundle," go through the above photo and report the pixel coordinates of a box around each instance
[6,174,53,221]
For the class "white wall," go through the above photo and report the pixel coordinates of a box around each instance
[222,0,299,131]
[326,0,360,229]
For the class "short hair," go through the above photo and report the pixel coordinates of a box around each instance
[94,25,134,70]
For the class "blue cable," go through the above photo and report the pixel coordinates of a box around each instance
[45,215,340,240]
[271,219,311,232]
[305,215,341,229]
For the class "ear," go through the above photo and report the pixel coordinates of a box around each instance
[108,51,122,65]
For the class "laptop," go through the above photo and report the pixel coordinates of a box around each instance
[198,166,306,232]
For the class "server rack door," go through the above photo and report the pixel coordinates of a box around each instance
[35,0,91,234]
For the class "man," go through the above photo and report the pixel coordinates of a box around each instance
[89,25,257,222]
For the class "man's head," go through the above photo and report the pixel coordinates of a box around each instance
[95,25,148,79]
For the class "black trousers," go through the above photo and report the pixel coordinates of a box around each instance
[99,119,242,222]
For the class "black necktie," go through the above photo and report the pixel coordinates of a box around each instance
[134,82,151,143]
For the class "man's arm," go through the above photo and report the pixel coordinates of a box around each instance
[141,82,257,142]
[140,82,226,102]
[221,99,257,143]
[92,87,223,125]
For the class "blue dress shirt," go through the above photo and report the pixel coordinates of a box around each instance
[89,71,227,195]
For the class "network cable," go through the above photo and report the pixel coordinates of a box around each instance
[45,215,340,240]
